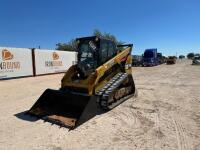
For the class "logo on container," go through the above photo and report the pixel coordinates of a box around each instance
[0,49,20,70]
[2,49,14,61]
[45,52,63,67]
[53,52,59,60]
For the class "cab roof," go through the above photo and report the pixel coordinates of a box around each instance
[76,36,115,42]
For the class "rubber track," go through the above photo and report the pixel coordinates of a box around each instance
[95,72,132,110]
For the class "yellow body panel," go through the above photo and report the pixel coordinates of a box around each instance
[61,46,133,95]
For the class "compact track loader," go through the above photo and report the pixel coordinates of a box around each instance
[28,36,136,129]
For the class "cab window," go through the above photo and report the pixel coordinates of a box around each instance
[108,42,115,58]
[101,40,108,63]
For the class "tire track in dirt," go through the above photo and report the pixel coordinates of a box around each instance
[171,115,191,150]
[153,112,159,150]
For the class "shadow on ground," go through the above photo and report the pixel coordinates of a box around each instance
[14,111,39,122]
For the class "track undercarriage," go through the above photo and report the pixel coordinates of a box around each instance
[96,73,135,110]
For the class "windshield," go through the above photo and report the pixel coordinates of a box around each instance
[144,51,153,58]
[78,40,97,67]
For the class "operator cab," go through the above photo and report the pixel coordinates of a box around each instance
[76,36,117,78]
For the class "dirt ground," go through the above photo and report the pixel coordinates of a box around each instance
[0,59,199,150]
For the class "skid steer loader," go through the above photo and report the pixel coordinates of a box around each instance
[28,36,136,129]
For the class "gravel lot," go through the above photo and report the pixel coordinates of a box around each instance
[0,59,199,150]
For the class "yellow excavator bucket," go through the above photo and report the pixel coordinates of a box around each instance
[28,89,99,128]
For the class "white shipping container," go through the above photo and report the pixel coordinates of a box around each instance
[34,49,76,75]
[0,47,33,79]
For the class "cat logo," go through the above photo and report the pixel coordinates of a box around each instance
[2,49,14,61]
[53,52,59,60]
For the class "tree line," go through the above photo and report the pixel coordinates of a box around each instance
[56,30,199,60]
[186,53,200,59]
[56,29,123,51]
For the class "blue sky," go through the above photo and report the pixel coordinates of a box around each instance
[0,0,199,56]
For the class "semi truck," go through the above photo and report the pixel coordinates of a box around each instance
[143,48,158,66]
[157,52,166,64]
[132,55,143,66]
